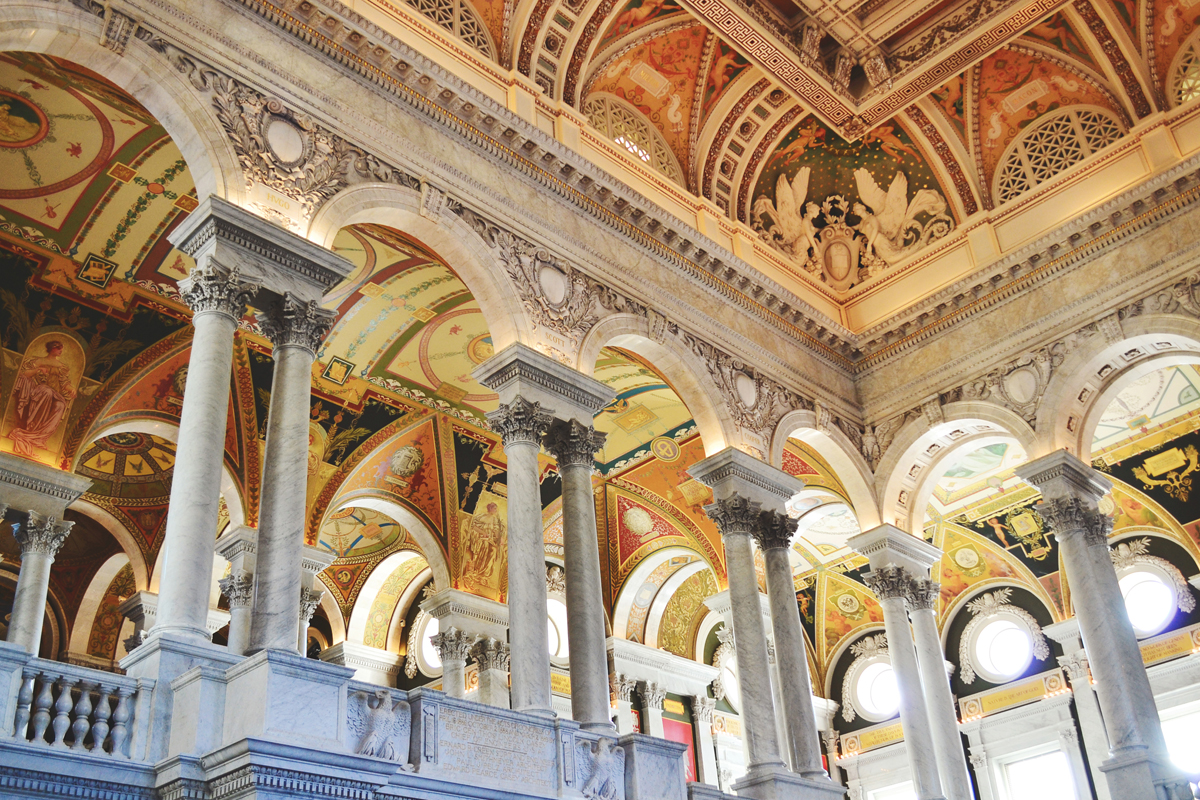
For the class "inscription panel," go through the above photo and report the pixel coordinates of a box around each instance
[437,706,558,792]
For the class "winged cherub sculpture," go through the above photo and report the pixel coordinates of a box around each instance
[752,167,819,259]
[853,168,949,263]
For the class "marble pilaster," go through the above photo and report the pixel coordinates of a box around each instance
[298,544,336,653]
[248,293,336,654]
[215,526,258,656]
[692,694,720,786]
[297,587,323,654]
[431,626,477,698]
[639,680,667,737]
[469,637,511,708]
[907,578,973,800]
[612,673,638,733]
[1044,619,1110,800]
[1017,452,1189,800]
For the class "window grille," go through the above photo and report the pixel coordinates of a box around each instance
[582,94,683,184]
[1172,38,1200,105]
[403,0,494,58]
[993,107,1124,204]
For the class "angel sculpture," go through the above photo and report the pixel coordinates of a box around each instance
[579,737,625,800]
[852,168,949,263]
[752,167,819,259]
[347,688,413,767]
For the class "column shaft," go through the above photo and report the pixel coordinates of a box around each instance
[156,272,252,640]
[471,638,511,708]
[248,295,331,653]
[909,592,972,800]
[8,552,53,652]
[487,399,553,715]
[546,419,611,731]
[761,541,826,777]
[869,568,944,800]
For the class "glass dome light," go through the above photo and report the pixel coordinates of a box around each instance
[1119,570,1176,637]
[856,661,900,719]
[975,618,1033,681]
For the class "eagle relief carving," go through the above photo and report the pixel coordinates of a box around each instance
[347,689,414,768]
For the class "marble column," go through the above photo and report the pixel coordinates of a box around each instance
[692,695,720,786]
[907,578,973,800]
[484,398,553,715]
[218,571,254,656]
[298,587,324,654]
[865,566,946,800]
[822,729,843,786]
[431,627,477,698]
[1045,619,1110,800]
[155,266,257,642]
[754,510,829,779]
[612,673,638,733]
[6,511,73,654]
[639,680,667,737]
[470,637,511,708]
[544,419,612,731]
[704,494,785,774]
[1017,452,1189,800]
[246,293,334,654]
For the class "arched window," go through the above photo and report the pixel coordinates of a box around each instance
[1171,33,1200,106]
[993,106,1125,204]
[582,94,683,184]
[403,0,495,58]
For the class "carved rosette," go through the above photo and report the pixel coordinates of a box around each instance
[864,565,912,601]
[180,265,258,319]
[905,578,940,612]
[691,695,715,723]
[702,494,762,539]
[13,511,74,558]
[751,510,795,551]
[546,564,566,594]
[1037,496,1111,548]
[639,681,667,710]
[219,571,255,608]
[258,292,336,355]
[430,627,477,663]
[298,587,323,624]
[610,673,637,702]
[543,419,606,468]
[487,397,553,448]
[469,637,510,672]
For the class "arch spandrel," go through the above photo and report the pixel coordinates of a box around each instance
[770,408,879,529]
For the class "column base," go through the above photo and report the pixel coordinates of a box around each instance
[733,765,861,800]
[1100,747,1193,800]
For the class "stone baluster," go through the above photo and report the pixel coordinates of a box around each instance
[754,510,830,780]
[544,419,612,731]
[485,398,553,715]
[469,637,511,708]
[638,680,667,737]
[907,578,973,800]
[14,673,34,738]
[91,686,112,753]
[1017,452,1190,800]
[51,677,73,746]
[247,294,335,653]
[691,695,720,786]
[155,265,257,642]
[297,586,324,654]
[109,687,132,756]
[70,681,93,750]
[30,675,53,742]
[7,512,73,654]
[218,571,255,656]
[431,627,477,699]
[611,673,638,734]
[865,566,946,800]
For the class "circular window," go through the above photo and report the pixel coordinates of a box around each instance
[853,660,899,721]
[1119,569,1176,637]
[417,615,442,676]
[547,597,570,660]
[973,618,1033,682]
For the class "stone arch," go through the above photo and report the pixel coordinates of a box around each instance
[307,183,531,352]
[823,622,886,700]
[1036,315,1200,458]
[67,552,130,656]
[347,549,428,645]
[769,409,880,529]
[905,431,1025,534]
[319,591,347,645]
[68,499,151,591]
[0,5,242,202]
[611,544,709,639]
[577,314,734,455]
[876,401,1037,532]
[326,491,452,592]
[388,565,432,651]
[644,560,712,650]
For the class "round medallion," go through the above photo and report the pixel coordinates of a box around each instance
[735,372,757,408]
[537,264,568,306]
[264,115,306,166]
[836,593,861,614]
[622,506,654,537]
[953,546,980,570]
[105,431,148,450]
[650,436,680,462]
[0,91,49,149]
[467,333,494,365]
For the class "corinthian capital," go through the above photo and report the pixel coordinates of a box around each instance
[13,511,74,558]
[298,586,323,624]
[639,680,667,709]
[487,397,553,447]
[543,418,606,468]
[691,695,715,722]
[1037,496,1111,548]
[219,571,255,608]
[430,627,477,662]
[906,578,940,611]
[864,565,912,601]
[703,493,762,538]
[258,292,336,354]
[751,510,795,551]
[470,637,510,672]
[610,673,637,702]
[180,264,258,319]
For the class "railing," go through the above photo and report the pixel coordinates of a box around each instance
[10,660,148,758]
